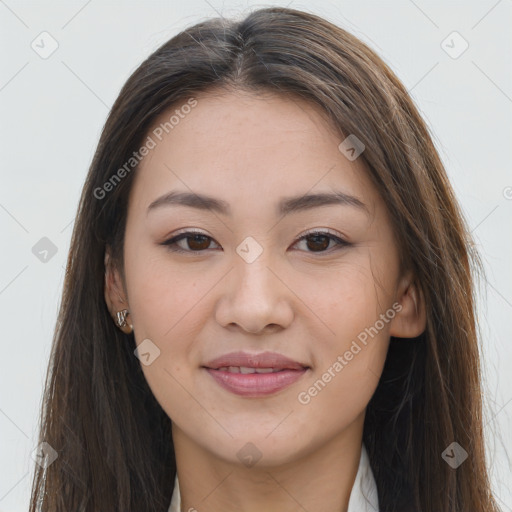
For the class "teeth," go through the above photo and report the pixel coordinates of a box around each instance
[216,366,282,374]
[239,366,256,374]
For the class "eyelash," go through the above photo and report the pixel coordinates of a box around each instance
[160,228,351,255]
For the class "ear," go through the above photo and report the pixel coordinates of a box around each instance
[104,246,131,332]
[389,271,426,338]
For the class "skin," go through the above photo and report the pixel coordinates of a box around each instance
[105,88,426,512]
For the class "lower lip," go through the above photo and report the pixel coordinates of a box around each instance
[204,368,308,397]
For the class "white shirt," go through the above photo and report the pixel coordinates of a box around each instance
[168,444,379,512]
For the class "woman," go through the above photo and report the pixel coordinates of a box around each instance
[29,6,500,512]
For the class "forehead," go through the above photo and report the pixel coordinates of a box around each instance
[129,88,378,217]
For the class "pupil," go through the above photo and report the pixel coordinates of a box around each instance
[307,234,329,251]
[189,234,209,250]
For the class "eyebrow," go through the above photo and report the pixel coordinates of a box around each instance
[146,190,368,217]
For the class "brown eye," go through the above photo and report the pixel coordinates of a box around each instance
[293,230,350,253]
[304,233,331,252]
[161,232,219,253]
[185,234,211,251]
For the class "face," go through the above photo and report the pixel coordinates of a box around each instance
[105,88,425,468]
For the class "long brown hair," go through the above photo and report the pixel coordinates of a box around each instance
[29,7,499,511]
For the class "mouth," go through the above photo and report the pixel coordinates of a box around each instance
[201,351,310,397]
[203,367,309,396]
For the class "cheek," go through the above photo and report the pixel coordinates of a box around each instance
[122,250,211,407]
[293,260,393,407]
[297,257,393,342]
[295,296,391,437]
[125,248,209,344]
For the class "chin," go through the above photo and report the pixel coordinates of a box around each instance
[209,432,311,469]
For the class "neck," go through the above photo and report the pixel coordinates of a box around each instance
[171,413,365,512]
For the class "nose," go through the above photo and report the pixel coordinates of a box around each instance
[214,248,294,334]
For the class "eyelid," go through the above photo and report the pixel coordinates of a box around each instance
[297,227,348,241]
[163,227,348,241]
[170,227,207,237]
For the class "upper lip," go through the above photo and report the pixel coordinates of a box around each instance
[203,351,309,370]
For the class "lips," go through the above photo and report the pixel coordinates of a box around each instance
[202,351,310,397]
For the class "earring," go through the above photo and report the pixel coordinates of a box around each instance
[116,309,133,334]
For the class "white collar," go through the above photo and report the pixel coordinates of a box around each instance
[168,443,379,512]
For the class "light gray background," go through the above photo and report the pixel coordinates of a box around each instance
[1,1,511,511]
